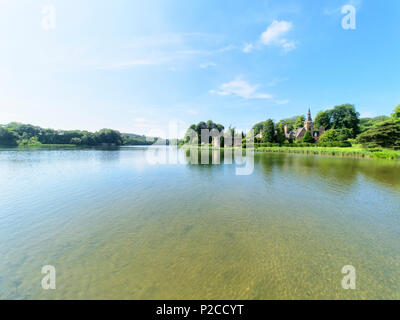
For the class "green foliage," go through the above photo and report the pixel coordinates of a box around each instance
[278,116,299,132]
[391,104,400,119]
[294,115,305,129]
[262,119,275,143]
[319,128,353,143]
[122,134,155,145]
[356,119,400,148]
[372,150,400,160]
[311,104,360,137]
[17,136,42,147]
[184,120,224,144]
[95,129,123,145]
[302,130,314,143]
[329,104,360,137]
[245,141,351,149]
[276,123,285,145]
[314,110,331,130]
[0,126,18,146]
[359,116,390,133]
[0,122,142,147]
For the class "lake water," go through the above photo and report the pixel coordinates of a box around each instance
[0,146,399,299]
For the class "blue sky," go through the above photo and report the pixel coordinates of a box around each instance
[0,0,399,137]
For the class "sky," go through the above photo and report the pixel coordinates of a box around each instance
[0,0,399,138]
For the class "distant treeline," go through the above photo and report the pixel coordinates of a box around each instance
[0,122,157,147]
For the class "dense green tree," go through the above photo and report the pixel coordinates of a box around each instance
[95,129,123,145]
[319,128,352,143]
[184,120,224,144]
[359,116,390,133]
[314,110,331,130]
[302,130,314,143]
[357,119,400,148]
[0,126,18,146]
[276,123,286,145]
[262,119,275,143]
[252,121,266,135]
[391,105,400,119]
[294,115,305,129]
[329,104,360,137]
[0,122,153,146]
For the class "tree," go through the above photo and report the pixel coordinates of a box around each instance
[302,130,314,143]
[330,104,360,137]
[357,119,400,148]
[262,119,275,143]
[252,121,265,135]
[359,116,390,133]
[279,116,299,132]
[319,128,352,143]
[276,123,286,145]
[314,110,331,130]
[391,104,400,119]
[184,121,224,145]
[0,126,18,146]
[294,115,305,129]
[95,129,123,145]
[71,137,82,145]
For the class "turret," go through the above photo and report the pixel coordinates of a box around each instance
[304,108,314,132]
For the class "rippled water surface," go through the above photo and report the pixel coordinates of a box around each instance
[0,146,399,299]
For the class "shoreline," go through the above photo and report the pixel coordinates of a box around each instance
[180,145,400,160]
[2,144,400,160]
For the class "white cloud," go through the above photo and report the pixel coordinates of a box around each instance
[259,20,296,52]
[243,43,254,53]
[260,20,292,44]
[210,77,272,99]
[243,20,296,54]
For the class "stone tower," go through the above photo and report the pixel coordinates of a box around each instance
[304,108,313,132]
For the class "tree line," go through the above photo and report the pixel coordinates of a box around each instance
[0,122,156,147]
[251,104,400,149]
[183,104,400,150]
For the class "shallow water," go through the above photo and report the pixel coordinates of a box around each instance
[0,146,399,299]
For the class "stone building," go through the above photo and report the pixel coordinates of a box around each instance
[256,109,325,142]
[285,109,325,142]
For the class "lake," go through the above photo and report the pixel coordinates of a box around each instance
[0,146,399,299]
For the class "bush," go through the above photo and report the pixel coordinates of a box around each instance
[319,128,353,143]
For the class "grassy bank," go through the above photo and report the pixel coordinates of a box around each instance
[180,144,400,160]
[253,146,400,160]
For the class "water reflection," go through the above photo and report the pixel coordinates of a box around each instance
[256,152,400,192]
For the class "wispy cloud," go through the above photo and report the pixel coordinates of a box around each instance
[210,77,273,99]
[242,43,254,53]
[243,20,296,54]
[260,20,296,52]
[87,33,235,70]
